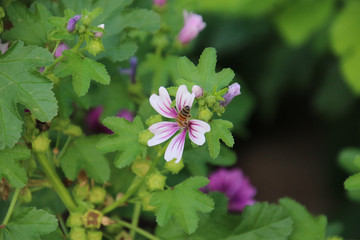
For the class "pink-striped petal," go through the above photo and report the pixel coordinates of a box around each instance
[164,129,187,163]
[188,119,210,145]
[176,85,195,112]
[148,122,180,146]
[150,87,178,119]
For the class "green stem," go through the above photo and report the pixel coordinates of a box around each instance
[57,214,69,238]
[117,219,160,240]
[102,153,162,214]
[1,188,21,225]
[57,136,73,160]
[52,41,60,55]
[130,202,142,238]
[36,152,77,212]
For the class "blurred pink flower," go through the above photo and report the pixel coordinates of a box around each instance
[153,0,167,6]
[192,85,203,98]
[204,168,256,212]
[220,83,241,107]
[94,24,105,38]
[0,39,9,54]
[54,42,69,58]
[67,15,81,32]
[178,10,206,45]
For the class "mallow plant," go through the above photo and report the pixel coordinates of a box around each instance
[0,1,334,240]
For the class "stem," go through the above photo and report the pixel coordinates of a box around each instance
[1,188,21,225]
[57,136,73,160]
[36,152,77,212]
[117,219,160,240]
[57,214,69,238]
[130,202,141,238]
[52,41,60,55]
[102,154,162,214]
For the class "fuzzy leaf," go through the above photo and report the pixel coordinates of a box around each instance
[59,136,110,183]
[0,207,58,240]
[54,51,110,96]
[3,3,52,46]
[150,176,214,234]
[0,41,56,149]
[205,119,234,159]
[279,198,327,240]
[0,145,30,188]
[97,116,146,169]
[177,48,234,93]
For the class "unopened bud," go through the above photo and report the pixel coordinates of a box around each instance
[139,192,156,211]
[165,158,184,174]
[192,85,203,98]
[205,95,216,107]
[138,130,154,145]
[83,210,103,229]
[87,230,103,240]
[146,115,162,127]
[89,186,107,205]
[32,134,50,152]
[73,184,89,200]
[94,24,105,38]
[132,158,151,177]
[146,173,166,191]
[86,38,104,56]
[66,212,83,227]
[19,187,32,203]
[198,107,213,122]
[63,124,83,137]
[69,227,86,240]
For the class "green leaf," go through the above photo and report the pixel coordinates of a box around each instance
[0,207,58,240]
[0,41,56,149]
[279,198,327,240]
[96,40,137,62]
[344,172,360,191]
[274,0,333,46]
[225,202,293,240]
[3,3,52,46]
[0,145,30,188]
[150,176,214,234]
[59,135,110,184]
[338,148,360,174]
[205,119,234,159]
[177,48,235,93]
[54,51,110,96]
[97,116,146,169]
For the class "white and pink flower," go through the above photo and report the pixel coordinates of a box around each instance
[147,85,211,163]
[178,10,206,45]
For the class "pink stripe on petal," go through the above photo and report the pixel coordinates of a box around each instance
[148,122,180,146]
[164,130,187,163]
[176,85,195,111]
[188,119,210,145]
[150,87,178,119]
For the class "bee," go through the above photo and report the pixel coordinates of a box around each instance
[176,105,191,128]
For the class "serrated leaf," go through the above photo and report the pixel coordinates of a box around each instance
[97,116,146,169]
[96,39,137,62]
[177,48,234,93]
[0,145,30,188]
[344,172,360,191]
[54,51,110,96]
[150,176,214,234]
[279,198,327,240]
[0,41,56,149]
[0,207,58,240]
[205,119,234,159]
[274,0,333,46]
[3,3,52,46]
[59,135,110,183]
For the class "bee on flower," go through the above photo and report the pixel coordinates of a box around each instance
[147,85,210,162]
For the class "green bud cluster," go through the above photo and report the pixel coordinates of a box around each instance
[146,172,166,191]
[138,130,154,145]
[165,158,184,174]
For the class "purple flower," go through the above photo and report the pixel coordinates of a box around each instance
[54,42,69,58]
[67,15,81,32]
[192,85,203,98]
[0,39,9,54]
[119,57,137,84]
[178,10,206,45]
[205,168,256,212]
[94,24,105,38]
[86,106,134,134]
[153,0,167,6]
[147,85,210,162]
[220,83,241,107]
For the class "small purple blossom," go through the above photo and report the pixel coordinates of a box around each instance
[54,42,69,58]
[94,24,105,38]
[67,15,81,32]
[220,83,241,107]
[119,57,137,84]
[153,0,167,6]
[147,85,210,162]
[0,39,9,54]
[86,106,134,134]
[204,168,256,212]
[192,85,203,98]
[178,10,206,45]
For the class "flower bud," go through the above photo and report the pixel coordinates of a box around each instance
[19,187,32,203]
[146,173,166,191]
[165,158,184,174]
[54,42,69,58]
[69,227,86,240]
[131,158,151,177]
[205,95,216,107]
[32,134,51,153]
[0,39,9,54]
[87,230,103,240]
[67,15,81,32]
[220,83,241,107]
[86,38,104,56]
[73,184,89,200]
[178,11,206,45]
[192,85,203,98]
[83,210,103,229]
[138,130,154,145]
[94,24,105,38]
[66,212,83,227]
[139,192,156,211]
[63,124,83,137]
[89,186,107,205]
[198,107,213,122]
[145,115,162,127]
